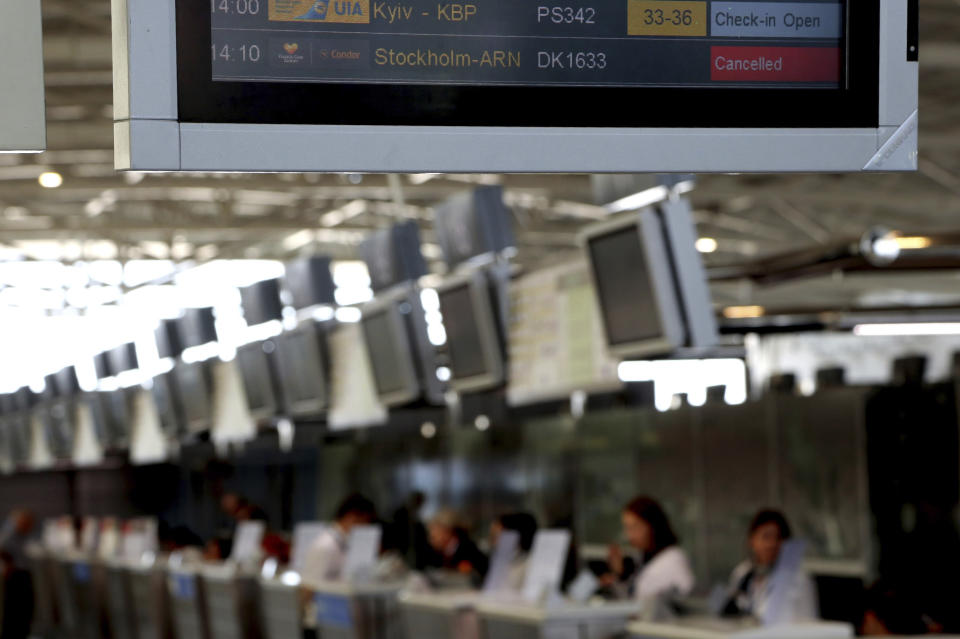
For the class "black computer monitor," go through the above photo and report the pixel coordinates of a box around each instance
[156,318,185,360]
[236,340,281,422]
[150,371,184,438]
[179,308,218,349]
[285,256,336,310]
[108,343,139,375]
[96,389,131,449]
[94,352,112,380]
[42,398,76,459]
[359,220,428,293]
[360,285,443,407]
[437,268,508,394]
[581,198,716,359]
[274,321,329,417]
[240,279,284,327]
[173,361,212,433]
[434,185,514,270]
[55,367,80,397]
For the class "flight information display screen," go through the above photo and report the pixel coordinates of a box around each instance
[210,0,846,88]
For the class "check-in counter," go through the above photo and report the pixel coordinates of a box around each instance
[199,563,263,639]
[128,557,174,639]
[399,591,480,639]
[26,547,59,638]
[49,552,80,637]
[308,580,403,639]
[258,575,305,639]
[476,600,642,639]
[167,564,211,639]
[627,618,854,639]
[50,551,107,639]
[104,558,137,639]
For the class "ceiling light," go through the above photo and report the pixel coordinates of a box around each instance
[895,236,932,250]
[420,422,437,439]
[723,305,765,319]
[853,323,960,337]
[38,172,62,188]
[695,237,718,253]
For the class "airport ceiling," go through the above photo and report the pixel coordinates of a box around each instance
[0,0,958,316]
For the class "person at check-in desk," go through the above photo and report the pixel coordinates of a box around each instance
[426,509,489,585]
[301,493,377,582]
[489,512,539,591]
[721,509,818,623]
[603,496,695,602]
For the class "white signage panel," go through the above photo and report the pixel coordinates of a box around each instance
[1,0,45,152]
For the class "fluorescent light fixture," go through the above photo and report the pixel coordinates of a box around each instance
[617,358,748,411]
[420,288,440,312]
[426,323,447,346]
[695,237,719,254]
[723,305,765,319]
[311,306,336,322]
[38,172,62,188]
[853,322,960,336]
[241,320,284,344]
[334,307,361,323]
[605,181,695,215]
[182,343,220,363]
[282,229,315,252]
[895,236,932,250]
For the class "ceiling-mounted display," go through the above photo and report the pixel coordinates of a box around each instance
[113,1,916,172]
[0,0,45,152]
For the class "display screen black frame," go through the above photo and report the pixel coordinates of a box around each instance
[177,0,880,128]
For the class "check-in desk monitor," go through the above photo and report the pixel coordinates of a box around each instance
[275,320,330,417]
[582,199,716,360]
[437,268,508,394]
[361,285,444,407]
[236,339,283,422]
[113,1,917,172]
[174,361,214,434]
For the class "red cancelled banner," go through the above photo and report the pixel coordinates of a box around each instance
[711,46,841,83]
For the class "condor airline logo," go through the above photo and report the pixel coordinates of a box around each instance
[269,0,370,24]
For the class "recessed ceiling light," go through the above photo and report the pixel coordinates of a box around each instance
[723,305,765,319]
[38,172,63,188]
[696,237,719,253]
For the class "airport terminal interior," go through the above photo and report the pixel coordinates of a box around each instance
[0,0,958,638]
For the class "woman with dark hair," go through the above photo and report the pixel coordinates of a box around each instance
[723,509,818,622]
[607,496,695,601]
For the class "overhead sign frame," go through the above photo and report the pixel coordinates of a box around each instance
[112,0,917,172]
[1,0,45,153]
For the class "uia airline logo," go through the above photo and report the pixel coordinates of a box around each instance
[269,0,369,23]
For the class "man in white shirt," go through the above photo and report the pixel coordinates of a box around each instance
[301,494,377,583]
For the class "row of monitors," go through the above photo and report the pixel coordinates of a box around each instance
[422,198,717,397]
[234,198,715,412]
[0,389,137,462]
[4,199,714,438]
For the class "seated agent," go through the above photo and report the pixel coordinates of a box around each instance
[301,493,377,582]
[606,496,695,602]
[489,512,538,591]
[722,509,818,622]
[426,509,489,584]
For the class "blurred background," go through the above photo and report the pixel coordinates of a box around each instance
[0,1,958,638]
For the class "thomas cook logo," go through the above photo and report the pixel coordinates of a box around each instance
[271,39,306,65]
[269,0,369,23]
